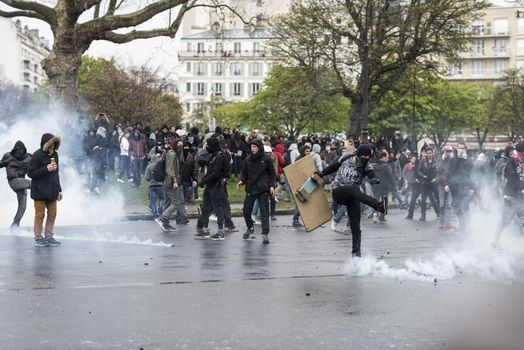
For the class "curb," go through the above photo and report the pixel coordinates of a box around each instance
[119,209,297,222]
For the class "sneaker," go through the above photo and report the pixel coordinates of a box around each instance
[367,213,374,219]
[162,223,176,232]
[419,217,426,222]
[372,213,379,224]
[117,178,125,183]
[224,227,239,233]
[330,220,338,231]
[438,224,446,230]
[352,251,362,258]
[93,187,100,196]
[262,234,270,244]
[128,178,133,183]
[210,232,225,241]
[45,237,61,247]
[34,239,49,247]
[405,216,413,220]
[176,219,190,225]
[243,227,255,240]
[194,227,210,239]
[271,215,277,221]
[10,223,19,233]
[445,224,457,230]
[155,217,165,230]
[292,221,303,228]
[209,214,217,222]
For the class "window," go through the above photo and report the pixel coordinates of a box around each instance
[517,60,524,70]
[187,42,192,52]
[212,62,223,76]
[517,39,524,55]
[232,83,242,96]
[494,39,508,55]
[493,18,509,35]
[448,62,462,75]
[215,43,223,53]
[253,42,260,53]
[471,60,483,75]
[250,83,261,96]
[249,62,263,76]
[34,76,38,84]
[186,62,191,72]
[493,59,508,75]
[34,64,38,72]
[336,18,342,25]
[518,18,524,35]
[213,83,223,96]
[471,19,485,34]
[234,42,241,54]
[23,60,29,69]
[471,39,484,55]
[197,42,204,54]
[196,62,206,76]
[230,62,243,76]
[186,82,191,92]
[196,82,205,96]
[186,103,191,112]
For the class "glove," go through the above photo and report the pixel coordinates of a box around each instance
[369,178,380,185]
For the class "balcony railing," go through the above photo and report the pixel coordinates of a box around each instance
[178,50,272,58]
[469,28,511,37]
[464,48,511,58]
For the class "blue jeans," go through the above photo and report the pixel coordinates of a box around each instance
[148,186,164,216]
[176,184,192,222]
[131,158,143,187]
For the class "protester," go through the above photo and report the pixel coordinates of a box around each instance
[27,133,63,247]
[0,141,32,231]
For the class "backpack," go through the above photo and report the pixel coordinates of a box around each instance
[152,152,167,182]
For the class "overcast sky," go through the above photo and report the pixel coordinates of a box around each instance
[1,0,519,78]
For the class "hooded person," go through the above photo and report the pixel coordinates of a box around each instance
[237,139,276,244]
[315,143,386,257]
[494,142,524,246]
[154,139,180,232]
[195,137,231,240]
[27,133,63,247]
[128,129,148,187]
[0,141,32,231]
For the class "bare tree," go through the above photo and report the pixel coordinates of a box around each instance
[0,0,250,111]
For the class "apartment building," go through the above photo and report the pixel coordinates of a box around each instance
[0,18,51,92]
[447,5,524,82]
[177,0,291,120]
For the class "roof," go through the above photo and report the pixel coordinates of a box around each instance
[181,28,276,40]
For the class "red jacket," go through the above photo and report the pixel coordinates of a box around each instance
[129,138,148,158]
[273,144,286,175]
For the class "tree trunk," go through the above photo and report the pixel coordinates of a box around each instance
[347,99,362,142]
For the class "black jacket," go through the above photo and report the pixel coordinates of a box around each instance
[28,134,62,201]
[445,157,473,189]
[179,151,198,185]
[240,147,276,195]
[201,151,229,187]
[0,151,31,181]
[374,159,395,193]
[416,157,438,184]
[504,157,524,199]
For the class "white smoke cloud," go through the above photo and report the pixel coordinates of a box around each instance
[0,107,126,228]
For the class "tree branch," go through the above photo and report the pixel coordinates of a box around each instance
[0,8,46,21]
[0,0,55,23]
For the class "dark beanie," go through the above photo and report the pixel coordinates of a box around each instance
[356,144,373,157]
[207,137,221,153]
[515,142,524,153]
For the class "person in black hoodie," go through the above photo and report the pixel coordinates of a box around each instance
[0,141,32,231]
[28,133,63,247]
[494,142,524,246]
[195,137,230,240]
[415,148,439,221]
[175,140,197,224]
[373,151,395,223]
[237,139,276,244]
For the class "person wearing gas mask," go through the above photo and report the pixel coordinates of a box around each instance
[494,142,524,246]
[436,145,455,229]
[444,142,474,232]
[0,141,32,231]
[315,144,386,258]
[195,137,231,241]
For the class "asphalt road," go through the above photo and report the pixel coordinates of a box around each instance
[0,211,523,350]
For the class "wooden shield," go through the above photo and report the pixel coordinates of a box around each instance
[283,155,333,232]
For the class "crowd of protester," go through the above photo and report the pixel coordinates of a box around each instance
[2,112,523,252]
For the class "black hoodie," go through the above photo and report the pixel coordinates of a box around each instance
[0,141,31,180]
[28,133,62,201]
[201,137,229,187]
[240,139,276,195]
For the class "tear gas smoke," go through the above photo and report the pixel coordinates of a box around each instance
[0,107,125,228]
[346,163,524,283]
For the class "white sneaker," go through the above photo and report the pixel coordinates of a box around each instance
[210,214,217,222]
[117,178,125,183]
[128,178,133,183]
[331,220,337,231]
[372,213,378,224]
[94,187,100,195]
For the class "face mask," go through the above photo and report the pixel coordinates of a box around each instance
[457,149,467,159]
[359,156,370,165]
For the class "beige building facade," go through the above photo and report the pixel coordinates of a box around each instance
[447,6,524,82]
